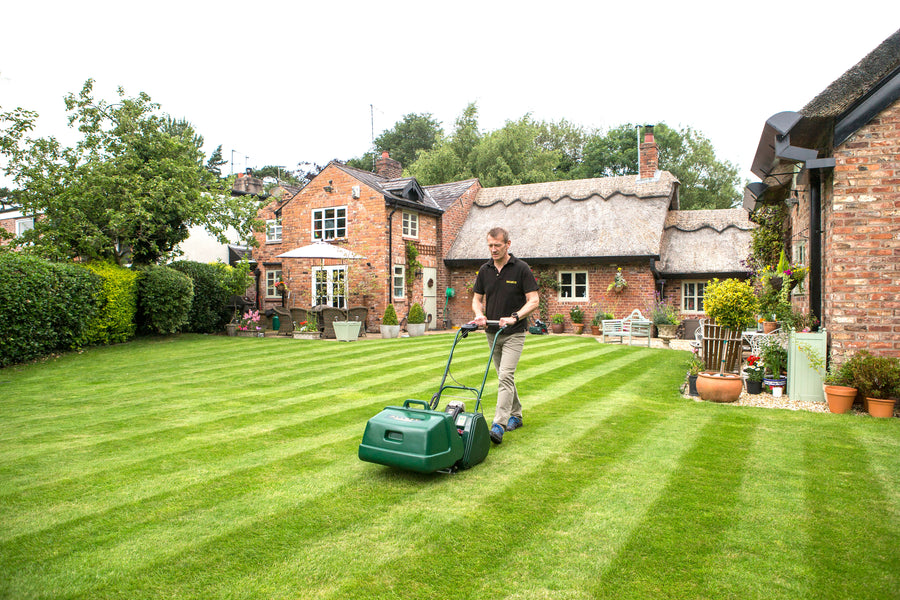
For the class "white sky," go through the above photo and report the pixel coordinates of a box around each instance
[2,1,898,189]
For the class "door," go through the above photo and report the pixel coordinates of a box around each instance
[423,267,437,330]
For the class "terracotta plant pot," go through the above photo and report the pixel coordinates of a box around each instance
[696,371,743,403]
[573,323,584,334]
[590,325,600,336]
[551,323,565,334]
[823,385,857,414]
[762,321,778,334]
[867,397,896,418]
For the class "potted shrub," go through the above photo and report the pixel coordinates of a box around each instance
[407,302,427,337]
[696,278,758,403]
[687,354,703,397]
[846,350,900,418]
[569,306,585,334]
[591,310,613,336]
[550,313,565,334]
[380,303,401,339]
[823,360,857,414]
[745,354,764,394]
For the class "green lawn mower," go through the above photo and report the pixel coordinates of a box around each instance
[358,321,503,474]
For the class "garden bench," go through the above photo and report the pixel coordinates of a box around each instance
[601,309,652,346]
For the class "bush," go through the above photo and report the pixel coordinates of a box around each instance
[169,261,249,333]
[0,254,102,367]
[408,302,425,324]
[136,265,194,335]
[551,313,564,324]
[81,261,138,345]
[382,303,399,326]
[845,350,900,399]
[703,278,758,332]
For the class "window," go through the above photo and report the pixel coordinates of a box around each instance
[392,265,405,299]
[266,268,283,298]
[682,281,707,312]
[16,218,34,237]
[313,266,346,308]
[266,218,282,243]
[312,207,346,240]
[559,271,588,299]
[402,211,418,238]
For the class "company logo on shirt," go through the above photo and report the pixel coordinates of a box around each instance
[506,280,517,285]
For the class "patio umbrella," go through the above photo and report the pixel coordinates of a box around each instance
[277,241,364,314]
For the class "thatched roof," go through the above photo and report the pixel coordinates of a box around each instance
[802,28,900,118]
[446,173,679,264]
[656,209,756,276]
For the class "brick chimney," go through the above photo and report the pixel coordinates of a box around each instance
[375,151,402,179]
[639,126,659,180]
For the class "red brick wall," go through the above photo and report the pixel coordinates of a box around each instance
[824,98,900,360]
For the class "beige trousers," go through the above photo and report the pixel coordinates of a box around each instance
[486,331,525,428]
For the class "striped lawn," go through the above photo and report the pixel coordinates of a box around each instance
[1,333,898,599]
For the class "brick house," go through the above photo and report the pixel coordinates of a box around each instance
[444,130,755,332]
[251,153,479,330]
[744,28,900,360]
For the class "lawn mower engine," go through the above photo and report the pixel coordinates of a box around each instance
[358,399,490,474]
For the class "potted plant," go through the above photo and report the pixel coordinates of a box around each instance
[687,353,703,397]
[759,335,788,397]
[407,302,427,337]
[591,310,613,336]
[696,278,758,403]
[569,306,585,334]
[380,303,401,339]
[744,355,765,394]
[846,350,900,418]
[293,316,320,340]
[823,360,857,414]
[607,267,627,293]
[650,294,680,342]
[550,313,565,334]
[236,309,261,337]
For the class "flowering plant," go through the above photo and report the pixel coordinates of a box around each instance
[745,355,765,382]
[297,315,318,333]
[608,267,627,292]
[649,293,680,325]
[238,309,261,331]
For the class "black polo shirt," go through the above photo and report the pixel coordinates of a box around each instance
[473,254,538,334]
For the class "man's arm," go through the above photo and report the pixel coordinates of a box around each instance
[472,292,487,326]
[498,290,540,328]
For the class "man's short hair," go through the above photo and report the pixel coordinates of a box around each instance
[487,227,509,243]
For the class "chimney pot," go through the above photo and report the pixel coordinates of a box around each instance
[375,152,402,179]
[381,151,390,159]
[639,126,659,180]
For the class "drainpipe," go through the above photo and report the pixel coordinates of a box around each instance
[809,169,822,329]
[387,207,397,305]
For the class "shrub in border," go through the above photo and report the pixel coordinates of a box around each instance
[169,261,251,334]
[81,261,138,345]
[136,265,194,335]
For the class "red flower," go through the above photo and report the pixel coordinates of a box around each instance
[747,355,760,366]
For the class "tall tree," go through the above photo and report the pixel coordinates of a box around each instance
[205,144,227,177]
[468,115,561,187]
[373,112,442,168]
[575,123,741,209]
[0,79,261,264]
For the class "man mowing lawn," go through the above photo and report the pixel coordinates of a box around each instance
[471,226,540,444]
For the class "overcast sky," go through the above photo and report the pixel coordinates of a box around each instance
[2,1,898,189]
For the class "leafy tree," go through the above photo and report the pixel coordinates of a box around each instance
[575,123,741,209]
[205,144,227,177]
[0,79,262,265]
[468,115,561,187]
[535,119,590,178]
[373,112,442,168]
[408,103,482,185]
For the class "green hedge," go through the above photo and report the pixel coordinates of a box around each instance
[169,261,250,334]
[0,254,102,367]
[81,261,138,345]
[136,265,194,335]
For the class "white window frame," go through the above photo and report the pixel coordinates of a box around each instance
[558,271,588,300]
[312,206,347,240]
[266,218,282,243]
[402,211,418,238]
[312,266,346,308]
[682,280,707,313]
[16,217,34,237]
[266,268,283,298]
[392,264,405,299]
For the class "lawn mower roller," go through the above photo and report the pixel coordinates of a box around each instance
[358,320,504,473]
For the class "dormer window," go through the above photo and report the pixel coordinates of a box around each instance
[402,211,418,238]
